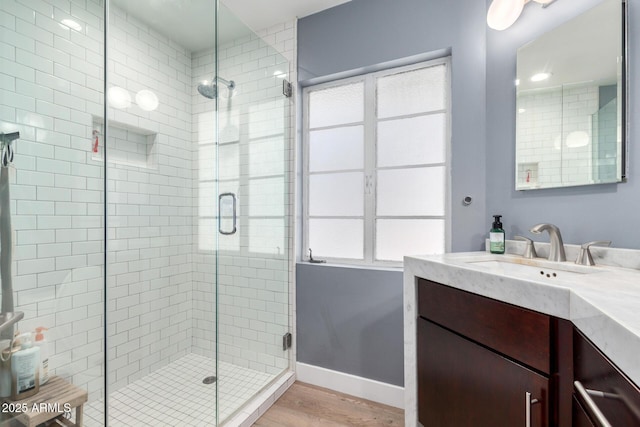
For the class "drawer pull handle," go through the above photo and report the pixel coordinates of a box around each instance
[525,391,540,427]
[574,381,613,427]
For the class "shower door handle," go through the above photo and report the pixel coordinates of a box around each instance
[218,193,237,235]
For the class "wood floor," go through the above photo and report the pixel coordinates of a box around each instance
[253,382,404,426]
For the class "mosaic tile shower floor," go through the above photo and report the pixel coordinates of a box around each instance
[84,354,274,426]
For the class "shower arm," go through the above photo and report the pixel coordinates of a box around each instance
[216,77,235,90]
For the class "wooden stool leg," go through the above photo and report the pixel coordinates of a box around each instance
[75,405,83,427]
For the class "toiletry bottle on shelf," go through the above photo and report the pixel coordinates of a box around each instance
[11,332,40,400]
[490,214,505,254]
[34,327,49,385]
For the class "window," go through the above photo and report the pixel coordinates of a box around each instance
[303,59,450,265]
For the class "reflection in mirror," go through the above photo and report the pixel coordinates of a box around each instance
[515,0,626,190]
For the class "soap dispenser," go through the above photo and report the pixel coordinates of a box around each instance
[490,214,505,254]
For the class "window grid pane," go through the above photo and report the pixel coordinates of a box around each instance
[375,219,445,261]
[309,218,364,259]
[309,125,364,172]
[377,114,446,167]
[376,167,445,217]
[309,172,364,216]
[309,82,364,128]
[377,65,447,119]
[304,60,449,264]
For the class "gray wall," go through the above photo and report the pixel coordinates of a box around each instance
[296,0,639,387]
[296,0,488,388]
[486,0,640,248]
[296,263,404,386]
[298,0,489,252]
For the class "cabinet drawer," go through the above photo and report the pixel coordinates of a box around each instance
[417,278,551,374]
[574,328,640,426]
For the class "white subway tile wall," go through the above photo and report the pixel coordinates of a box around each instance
[1,0,107,403]
[105,2,195,395]
[516,84,609,188]
[1,0,294,420]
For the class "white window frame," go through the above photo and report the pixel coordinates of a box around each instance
[302,57,451,266]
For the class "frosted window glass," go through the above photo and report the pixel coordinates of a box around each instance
[377,65,446,119]
[377,167,445,216]
[309,219,363,259]
[309,82,364,128]
[249,99,285,140]
[198,181,216,217]
[248,219,286,255]
[198,219,216,251]
[309,126,364,172]
[249,136,285,178]
[309,172,364,216]
[248,177,285,217]
[376,219,445,261]
[197,144,216,181]
[218,143,239,181]
[377,114,445,167]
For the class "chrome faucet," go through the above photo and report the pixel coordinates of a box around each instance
[529,223,566,262]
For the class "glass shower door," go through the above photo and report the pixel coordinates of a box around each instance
[203,4,292,423]
[0,0,106,425]
[0,0,291,424]
[104,0,220,425]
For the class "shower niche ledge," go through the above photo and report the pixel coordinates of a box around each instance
[91,117,158,170]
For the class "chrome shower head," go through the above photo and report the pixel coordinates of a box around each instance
[197,82,217,99]
[197,77,235,99]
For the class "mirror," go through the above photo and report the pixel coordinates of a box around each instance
[515,0,626,190]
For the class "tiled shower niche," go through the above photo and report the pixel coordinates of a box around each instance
[91,119,158,170]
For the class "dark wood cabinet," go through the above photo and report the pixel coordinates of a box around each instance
[415,278,640,427]
[417,278,572,427]
[572,397,596,427]
[418,317,549,426]
[573,328,640,427]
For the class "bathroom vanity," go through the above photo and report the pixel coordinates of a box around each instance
[404,241,640,426]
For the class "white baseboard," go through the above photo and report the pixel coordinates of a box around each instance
[295,362,404,409]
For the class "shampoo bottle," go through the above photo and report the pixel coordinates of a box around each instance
[490,214,505,254]
[34,327,49,385]
[11,333,40,400]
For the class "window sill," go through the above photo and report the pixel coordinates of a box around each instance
[296,260,403,272]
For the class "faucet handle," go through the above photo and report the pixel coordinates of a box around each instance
[514,235,537,259]
[575,241,611,266]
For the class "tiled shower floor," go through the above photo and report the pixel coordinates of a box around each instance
[84,354,275,426]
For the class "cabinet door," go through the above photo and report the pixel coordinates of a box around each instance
[572,397,596,427]
[574,328,640,426]
[418,317,549,427]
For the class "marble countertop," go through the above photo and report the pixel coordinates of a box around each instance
[402,242,640,426]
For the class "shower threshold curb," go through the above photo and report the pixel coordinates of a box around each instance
[222,370,295,427]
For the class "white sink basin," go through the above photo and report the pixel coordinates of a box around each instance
[465,257,603,282]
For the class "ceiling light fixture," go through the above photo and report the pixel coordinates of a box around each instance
[487,0,558,31]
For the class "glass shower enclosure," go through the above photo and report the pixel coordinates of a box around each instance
[0,0,292,425]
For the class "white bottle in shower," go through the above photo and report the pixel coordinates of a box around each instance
[34,327,49,385]
[11,332,40,399]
